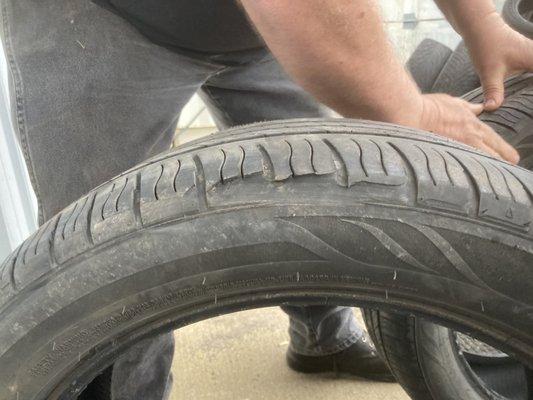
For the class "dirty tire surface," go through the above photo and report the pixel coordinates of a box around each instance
[1,119,533,399]
[363,74,533,400]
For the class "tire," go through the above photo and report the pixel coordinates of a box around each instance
[1,119,533,399]
[407,39,453,94]
[503,0,533,40]
[430,41,480,97]
[466,73,533,170]
[362,74,533,400]
[77,368,112,400]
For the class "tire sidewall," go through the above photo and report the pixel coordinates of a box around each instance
[503,0,533,39]
[415,320,501,400]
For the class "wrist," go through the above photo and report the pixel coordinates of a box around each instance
[457,7,504,43]
[390,99,424,128]
[380,91,425,130]
[358,68,425,128]
[386,93,446,134]
[417,95,439,132]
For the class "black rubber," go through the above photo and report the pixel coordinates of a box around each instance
[1,118,533,400]
[407,39,453,94]
[77,368,112,400]
[406,40,479,97]
[503,0,533,40]
[363,74,533,400]
[430,41,480,97]
[466,74,533,170]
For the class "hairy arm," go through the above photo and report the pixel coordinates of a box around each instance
[240,0,519,163]
[434,0,533,110]
[433,0,498,34]
[240,0,422,126]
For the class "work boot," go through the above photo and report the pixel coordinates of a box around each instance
[286,332,395,382]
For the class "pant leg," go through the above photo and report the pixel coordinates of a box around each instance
[0,1,220,398]
[280,305,363,356]
[1,0,218,221]
[197,49,332,129]
[198,49,364,356]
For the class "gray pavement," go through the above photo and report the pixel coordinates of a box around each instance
[170,307,409,400]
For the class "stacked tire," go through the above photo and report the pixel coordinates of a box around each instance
[503,0,533,40]
[363,26,533,400]
[407,39,480,97]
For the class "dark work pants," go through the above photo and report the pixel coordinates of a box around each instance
[0,1,363,398]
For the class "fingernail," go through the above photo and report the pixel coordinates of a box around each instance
[485,99,497,109]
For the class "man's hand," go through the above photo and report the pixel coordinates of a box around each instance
[414,94,520,163]
[435,0,533,111]
[241,0,520,164]
[465,12,533,111]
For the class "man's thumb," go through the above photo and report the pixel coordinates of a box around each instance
[482,74,505,111]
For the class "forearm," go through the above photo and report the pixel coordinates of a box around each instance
[433,0,499,39]
[240,0,422,125]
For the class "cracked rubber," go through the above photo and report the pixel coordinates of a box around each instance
[1,118,533,399]
[363,74,533,400]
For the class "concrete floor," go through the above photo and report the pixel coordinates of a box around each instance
[170,307,409,400]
